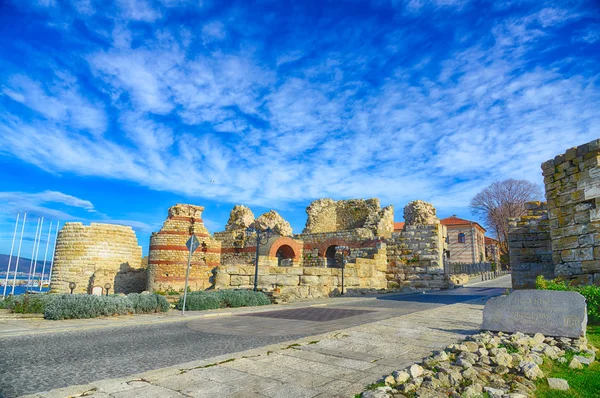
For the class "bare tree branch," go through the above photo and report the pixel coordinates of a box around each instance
[470,179,542,265]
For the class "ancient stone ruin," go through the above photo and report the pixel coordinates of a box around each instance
[49,223,144,294]
[509,138,600,288]
[49,194,457,301]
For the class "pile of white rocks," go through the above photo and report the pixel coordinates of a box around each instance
[362,331,597,398]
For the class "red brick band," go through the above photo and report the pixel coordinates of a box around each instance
[149,245,220,253]
[157,231,209,237]
[149,260,220,267]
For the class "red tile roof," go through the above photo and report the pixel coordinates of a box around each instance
[394,222,405,231]
[440,216,486,232]
[485,236,499,245]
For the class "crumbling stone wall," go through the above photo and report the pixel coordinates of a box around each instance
[303,198,394,238]
[214,244,388,301]
[49,223,143,294]
[508,202,553,289]
[147,204,222,293]
[542,138,600,285]
[387,201,449,289]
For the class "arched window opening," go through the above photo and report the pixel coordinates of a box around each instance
[276,245,295,267]
[325,245,339,268]
[458,233,466,243]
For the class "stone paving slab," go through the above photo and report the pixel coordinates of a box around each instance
[19,299,486,398]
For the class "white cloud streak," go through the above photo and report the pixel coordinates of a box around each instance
[0,0,599,215]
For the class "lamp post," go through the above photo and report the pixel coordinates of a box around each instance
[245,226,275,292]
[68,282,76,295]
[335,245,349,295]
[104,283,111,296]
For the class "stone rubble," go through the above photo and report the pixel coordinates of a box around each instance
[361,330,597,398]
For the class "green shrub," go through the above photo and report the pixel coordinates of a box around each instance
[127,293,170,313]
[2,294,55,314]
[175,290,270,311]
[217,290,271,308]
[44,294,133,320]
[536,276,600,324]
[176,291,221,311]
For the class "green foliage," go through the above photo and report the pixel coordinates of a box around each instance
[2,292,169,320]
[175,290,270,311]
[535,326,600,398]
[536,276,600,324]
[2,294,55,314]
[176,291,221,311]
[127,293,170,314]
[217,290,271,308]
[44,294,134,320]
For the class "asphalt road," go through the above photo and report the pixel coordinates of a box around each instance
[0,279,508,398]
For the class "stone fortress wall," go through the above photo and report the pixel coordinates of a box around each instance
[49,223,144,294]
[49,198,455,301]
[146,204,221,293]
[509,138,600,288]
[507,202,553,289]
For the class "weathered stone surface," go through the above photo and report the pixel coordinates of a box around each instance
[303,198,392,236]
[403,200,437,226]
[225,205,255,231]
[482,290,587,338]
[547,378,569,391]
[253,210,293,236]
[50,223,144,294]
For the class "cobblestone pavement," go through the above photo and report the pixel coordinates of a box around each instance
[1,278,510,398]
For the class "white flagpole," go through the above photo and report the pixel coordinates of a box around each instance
[31,217,44,290]
[26,218,41,292]
[46,221,60,290]
[12,213,27,295]
[2,213,20,298]
[39,221,53,292]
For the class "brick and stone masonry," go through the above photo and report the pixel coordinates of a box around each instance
[508,202,553,289]
[49,223,144,294]
[147,204,222,293]
[509,137,600,288]
[542,138,600,285]
[51,198,455,300]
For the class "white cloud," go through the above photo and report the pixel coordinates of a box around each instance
[0,1,598,215]
[117,0,162,22]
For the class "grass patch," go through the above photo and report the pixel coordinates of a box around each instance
[282,343,301,350]
[498,343,520,354]
[535,326,600,398]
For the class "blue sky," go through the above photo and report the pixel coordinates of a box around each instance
[0,0,599,257]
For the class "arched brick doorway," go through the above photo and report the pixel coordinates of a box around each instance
[267,237,302,266]
[276,245,295,267]
[325,245,339,268]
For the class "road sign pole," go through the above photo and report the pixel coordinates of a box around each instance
[182,248,193,316]
[182,234,199,316]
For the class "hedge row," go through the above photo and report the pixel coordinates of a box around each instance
[536,275,600,324]
[0,293,170,320]
[175,290,271,311]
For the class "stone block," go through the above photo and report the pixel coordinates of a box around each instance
[482,290,587,338]
[300,275,320,285]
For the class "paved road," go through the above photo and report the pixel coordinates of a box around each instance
[0,280,508,398]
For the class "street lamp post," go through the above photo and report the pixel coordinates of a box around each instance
[104,283,111,296]
[335,245,349,295]
[245,226,275,292]
[68,282,76,295]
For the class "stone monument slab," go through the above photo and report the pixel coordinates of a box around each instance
[482,290,587,338]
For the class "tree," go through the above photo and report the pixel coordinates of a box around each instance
[470,179,542,266]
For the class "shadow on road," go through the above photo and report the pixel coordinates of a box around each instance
[375,287,504,305]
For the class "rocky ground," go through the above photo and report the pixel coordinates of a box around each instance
[362,330,597,398]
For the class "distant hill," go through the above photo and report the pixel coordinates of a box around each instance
[0,254,46,273]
